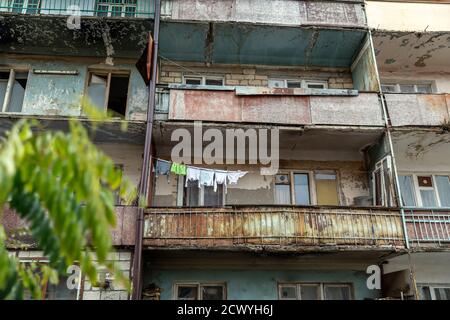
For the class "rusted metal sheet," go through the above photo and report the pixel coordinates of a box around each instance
[168,89,383,126]
[386,94,450,127]
[143,206,405,250]
[2,206,137,248]
[404,208,450,248]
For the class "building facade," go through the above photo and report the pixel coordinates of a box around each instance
[1,0,449,300]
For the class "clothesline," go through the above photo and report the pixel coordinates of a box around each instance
[152,157,243,174]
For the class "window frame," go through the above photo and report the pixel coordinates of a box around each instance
[183,176,226,207]
[418,284,450,300]
[95,0,137,18]
[182,74,224,86]
[85,69,131,117]
[268,78,328,89]
[1,68,29,113]
[9,0,41,14]
[173,282,227,300]
[372,156,395,207]
[278,282,353,300]
[398,172,450,208]
[381,82,434,94]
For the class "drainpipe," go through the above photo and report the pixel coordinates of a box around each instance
[367,29,410,250]
[132,0,161,300]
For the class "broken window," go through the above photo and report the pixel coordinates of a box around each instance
[315,171,339,205]
[184,179,224,207]
[175,283,226,300]
[183,75,224,86]
[96,0,137,17]
[9,0,41,14]
[87,71,129,118]
[279,283,352,300]
[1,69,28,113]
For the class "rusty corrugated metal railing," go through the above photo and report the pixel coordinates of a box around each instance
[404,208,450,247]
[143,206,405,249]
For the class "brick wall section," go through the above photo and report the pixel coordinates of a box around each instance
[159,61,354,89]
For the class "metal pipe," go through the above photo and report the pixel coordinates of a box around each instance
[131,0,161,300]
[367,29,410,249]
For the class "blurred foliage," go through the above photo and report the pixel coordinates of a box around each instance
[0,99,137,299]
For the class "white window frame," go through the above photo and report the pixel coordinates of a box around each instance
[418,284,450,300]
[398,172,450,208]
[372,156,394,207]
[183,74,224,86]
[268,78,328,89]
[1,68,29,113]
[96,0,137,17]
[173,282,227,300]
[381,82,434,93]
[9,0,41,14]
[278,282,353,300]
[184,176,226,207]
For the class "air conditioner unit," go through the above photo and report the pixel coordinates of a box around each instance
[275,174,290,184]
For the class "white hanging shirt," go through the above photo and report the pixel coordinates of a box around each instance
[214,171,228,192]
[227,171,248,185]
[185,167,201,187]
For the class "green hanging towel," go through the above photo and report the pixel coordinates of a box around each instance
[171,162,187,176]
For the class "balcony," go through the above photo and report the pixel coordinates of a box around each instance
[155,86,384,127]
[385,93,450,127]
[405,208,450,249]
[143,206,405,251]
[2,205,137,248]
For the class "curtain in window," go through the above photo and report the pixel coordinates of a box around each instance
[275,185,291,205]
[436,175,450,207]
[399,175,416,207]
[420,189,437,207]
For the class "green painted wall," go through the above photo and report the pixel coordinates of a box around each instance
[145,268,380,300]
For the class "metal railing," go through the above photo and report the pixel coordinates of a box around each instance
[0,0,155,18]
[404,208,450,247]
[144,206,405,248]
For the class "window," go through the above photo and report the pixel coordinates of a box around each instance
[372,156,395,207]
[175,283,226,300]
[381,83,433,93]
[1,69,28,113]
[9,0,41,14]
[184,180,225,207]
[279,283,352,300]
[268,78,328,89]
[315,171,339,205]
[87,71,129,117]
[398,173,450,208]
[183,75,224,86]
[419,285,450,300]
[96,0,137,17]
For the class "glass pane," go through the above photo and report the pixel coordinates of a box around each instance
[300,285,320,300]
[185,78,202,85]
[87,74,107,110]
[124,6,136,17]
[280,286,297,299]
[399,84,415,93]
[12,0,24,13]
[381,84,396,93]
[203,185,223,207]
[96,5,109,17]
[419,286,432,300]
[315,173,338,205]
[434,288,450,300]
[186,180,199,206]
[268,79,285,88]
[420,189,437,207]
[399,175,416,207]
[324,285,351,300]
[111,6,122,16]
[294,173,310,205]
[416,84,432,93]
[286,81,301,88]
[8,72,27,113]
[307,83,326,89]
[202,286,224,300]
[205,78,223,86]
[177,286,198,300]
[436,176,450,207]
[275,184,291,205]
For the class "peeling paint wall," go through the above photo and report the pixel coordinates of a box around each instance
[0,56,148,119]
[352,38,380,92]
[152,161,370,207]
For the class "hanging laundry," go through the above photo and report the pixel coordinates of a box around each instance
[227,171,248,185]
[154,159,171,177]
[185,167,201,187]
[199,170,215,187]
[171,162,187,176]
[214,171,228,192]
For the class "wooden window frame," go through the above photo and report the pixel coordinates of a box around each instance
[182,74,224,86]
[173,282,227,300]
[278,282,353,300]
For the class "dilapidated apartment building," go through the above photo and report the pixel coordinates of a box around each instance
[1,0,449,300]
